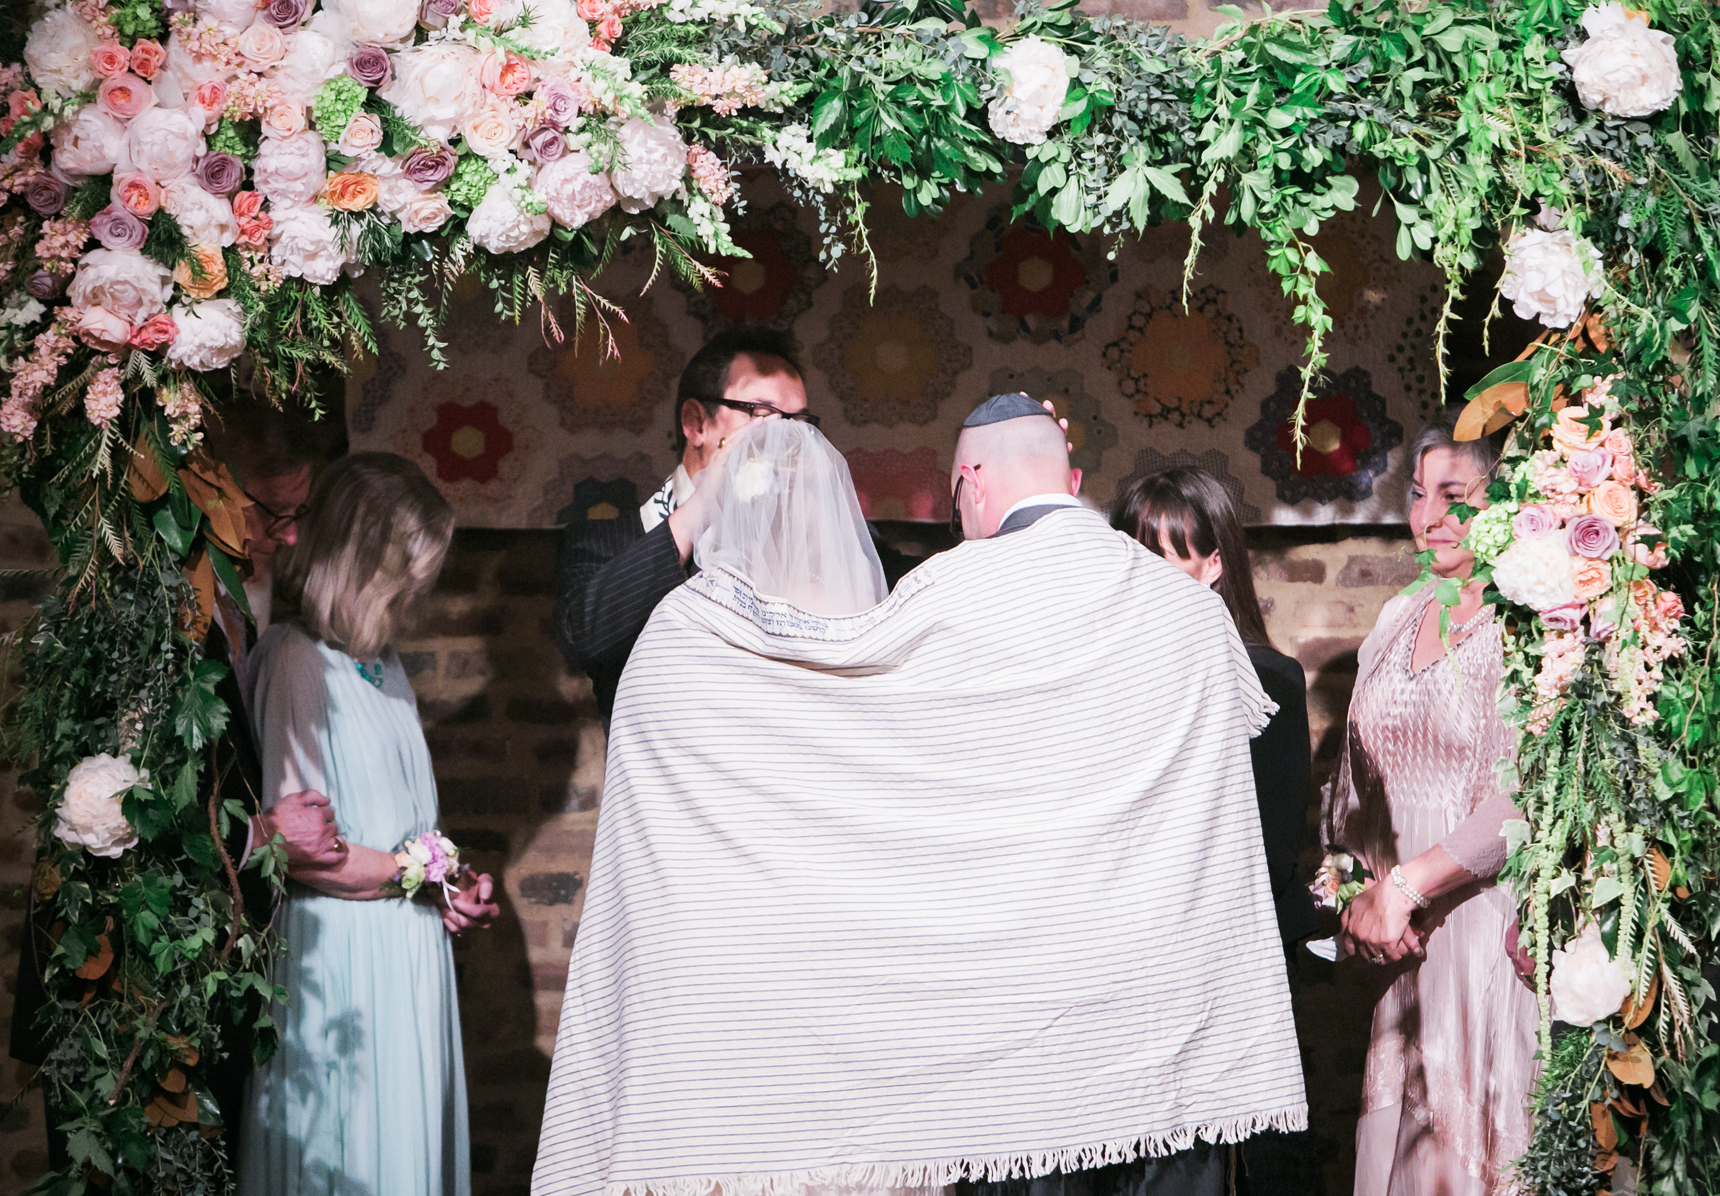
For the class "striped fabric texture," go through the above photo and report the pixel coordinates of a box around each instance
[533,508,1306,1196]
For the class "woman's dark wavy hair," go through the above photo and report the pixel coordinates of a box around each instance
[1110,466,1273,649]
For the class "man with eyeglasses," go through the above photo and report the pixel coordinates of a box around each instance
[556,328,903,724]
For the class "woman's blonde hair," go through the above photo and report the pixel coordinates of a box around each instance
[274,453,454,660]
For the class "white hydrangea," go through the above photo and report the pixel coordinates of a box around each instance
[1491,534,1579,612]
[1499,229,1605,328]
[987,36,1072,146]
[609,115,687,214]
[1562,4,1682,119]
[466,182,552,254]
[762,124,858,195]
[1549,922,1633,1026]
[54,753,143,858]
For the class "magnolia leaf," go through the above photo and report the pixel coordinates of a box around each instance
[153,506,199,558]
[180,546,215,643]
[129,434,169,503]
[1591,1101,1619,1151]
[74,933,114,980]
[206,544,253,622]
[1607,1040,1655,1088]
[1622,971,1658,1030]
[178,450,251,562]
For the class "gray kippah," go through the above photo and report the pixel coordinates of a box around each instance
[963,392,1052,427]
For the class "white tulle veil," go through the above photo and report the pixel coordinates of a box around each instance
[693,420,888,616]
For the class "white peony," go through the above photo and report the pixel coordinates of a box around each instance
[1549,922,1633,1026]
[269,201,353,285]
[54,753,143,858]
[25,8,101,100]
[252,128,328,203]
[1499,228,1605,328]
[164,31,227,95]
[517,0,590,61]
[166,298,246,370]
[271,25,346,104]
[125,107,205,183]
[161,178,238,248]
[68,249,175,325]
[50,108,127,180]
[987,36,1072,146]
[536,151,617,228]
[1491,533,1579,612]
[381,43,483,142]
[467,184,551,254]
[1562,4,1682,119]
[609,115,687,214]
[331,0,422,47]
[194,0,269,34]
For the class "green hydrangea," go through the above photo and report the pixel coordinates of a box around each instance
[206,119,259,163]
[313,76,368,142]
[1466,501,1518,563]
[447,156,499,212]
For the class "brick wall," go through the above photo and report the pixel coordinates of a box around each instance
[1,518,1423,1196]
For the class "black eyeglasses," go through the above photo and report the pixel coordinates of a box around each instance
[711,398,821,427]
[246,491,308,538]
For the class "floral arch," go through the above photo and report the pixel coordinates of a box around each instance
[2,0,1718,1191]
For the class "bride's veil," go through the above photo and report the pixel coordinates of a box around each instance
[693,420,888,616]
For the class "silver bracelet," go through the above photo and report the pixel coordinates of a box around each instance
[1390,865,1431,910]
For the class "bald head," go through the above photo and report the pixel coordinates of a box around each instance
[951,414,1079,539]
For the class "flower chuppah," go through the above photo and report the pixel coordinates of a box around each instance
[2,0,1720,1192]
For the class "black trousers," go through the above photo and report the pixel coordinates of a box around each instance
[954,1141,1223,1196]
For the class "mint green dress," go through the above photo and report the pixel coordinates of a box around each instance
[239,623,470,1196]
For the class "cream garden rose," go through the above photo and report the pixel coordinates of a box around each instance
[1549,922,1633,1026]
[54,753,143,858]
[1499,228,1604,328]
[987,36,1072,146]
[125,107,206,183]
[1562,3,1682,119]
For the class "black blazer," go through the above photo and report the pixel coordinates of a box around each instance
[555,503,914,722]
[1247,644,1318,947]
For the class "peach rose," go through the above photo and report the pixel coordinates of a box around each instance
[460,103,517,157]
[237,22,288,71]
[321,171,380,211]
[173,244,229,299]
[129,39,166,82]
[480,52,534,96]
[76,304,131,351]
[1551,403,1610,456]
[1589,480,1639,528]
[261,98,307,138]
[468,0,501,23]
[89,42,130,79]
[192,79,229,125]
[112,171,161,216]
[232,190,265,220]
[1653,589,1684,630]
[577,0,605,18]
[128,312,177,350]
[97,73,156,121]
[1572,557,1612,601]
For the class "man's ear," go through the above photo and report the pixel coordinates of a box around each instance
[681,399,710,446]
[1068,468,1083,497]
[1202,552,1225,588]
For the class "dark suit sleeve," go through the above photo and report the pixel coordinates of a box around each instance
[1248,648,1318,947]
[555,515,689,717]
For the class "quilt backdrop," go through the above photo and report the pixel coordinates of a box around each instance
[347,175,1447,528]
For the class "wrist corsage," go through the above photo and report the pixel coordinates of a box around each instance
[381,831,471,902]
[1305,851,1372,962]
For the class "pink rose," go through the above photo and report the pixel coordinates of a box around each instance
[236,214,273,248]
[112,172,162,217]
[237,22,289,71]
[191,79,229,125]
[128,313,178,350]
[97,74,157,121]
[397,190,452,233]
[1566,448,1613,490]
[89,42,130,80]
[479,51,533,96]
[76,305,131,351]
[232,190,265,220]
[1567,512,1621,560]
[598,14,622,42]
[1540,602,1585,633]
[128,39,167,82]
[1514,503,1562,539]
[1602,428,1632,459]
[1611,451,1636,483]
[261,98,308,138]
[468,0,501,23]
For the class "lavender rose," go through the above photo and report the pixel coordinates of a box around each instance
[348,44,392,89]
[1540,601,1586,633]
[524,124,567,162]
[1567,512,1621,560]
[263,0,309,26]
[424,0,462,15]
[26,173,67,215]
[90,204,149,252]
[26,271,61,301]
[1567,447,1614,490]
[1513,503,1561,540]
[195,152,245,196]
[402,143,456,186]
[537,78,580,128]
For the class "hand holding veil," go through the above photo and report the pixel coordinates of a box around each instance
[693,420,888,616]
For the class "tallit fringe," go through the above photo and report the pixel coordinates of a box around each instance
[605,1105,1309,1196]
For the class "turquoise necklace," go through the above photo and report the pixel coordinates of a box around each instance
[354,660,385,689]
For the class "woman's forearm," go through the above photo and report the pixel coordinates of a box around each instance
[1395,844,1475,905]
[291,843,400,900]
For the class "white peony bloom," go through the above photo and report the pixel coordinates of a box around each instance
[252,129,329,203]
[270,201,353,285]
[516,0,590,62]
[987,36,1072,146]
[125,107,206,183]
[54,754,143,858]
[1491,533,1579,612]
[25,8,101,100]
[330,0,421,48]
[161,178,238,248]
[609,115,687,214]
[536,151,617,228]
[166,298,246,370]
[467,184,552,254]
[1562,3,1682,119]
[194,0,269,34]
[381,42,483,143]
[68,249,175,325]
[271,25,346,105]
[1499,228,1605,328]
[50,107,128,180]
[1549,922,1633,1026]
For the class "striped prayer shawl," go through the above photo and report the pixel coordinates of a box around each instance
[533,508,1307,1196]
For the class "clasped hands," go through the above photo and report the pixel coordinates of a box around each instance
[1339,875,1424,965]
[255,790,499,935]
